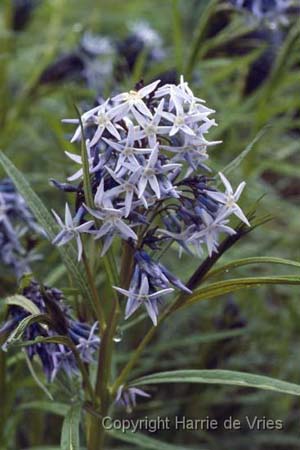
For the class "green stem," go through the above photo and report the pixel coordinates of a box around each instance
[111,304,171,393]
[0,351,6,444]
[88,299,120,450]
[82,251,106,333]
[120,242,135,289]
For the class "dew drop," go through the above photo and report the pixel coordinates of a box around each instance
[113,327,123,343]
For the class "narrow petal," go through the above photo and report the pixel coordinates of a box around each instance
[76,235,83,261]
[67,168,83,181]
[115,219,138,240]
[139,79,161,98]
[113,286,131,297]
[234,181,246,201]
[90,126,104,146]
[100,233,114,256]
[52,209,64,228]
[219,172,233,194]
[125,296,141,319]
[94,222,113,239]
[65,151,82,164]
[133,101,152,119]
[138,176,148,198]
[139,275,149,296]
[149,175,161,199]
[65,203,73,227]
[107,122,121,140]
[124,190,134,217]
[144,299,158,326]
[76,220,94,232]
[233,205,250,226]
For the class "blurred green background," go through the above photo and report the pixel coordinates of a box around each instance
[0,0,300,449]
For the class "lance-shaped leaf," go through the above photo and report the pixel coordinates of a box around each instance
[108,428,187,450]
[60,403,82,450]
[20,401,69,417]
[130,369,300,396]
[3,295,40,315]
[174,275,300,312]
[202,256,300,282]
[2,313,49,351]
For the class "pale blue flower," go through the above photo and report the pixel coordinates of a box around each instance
[52,203,94,261]
[112,79,161,120]
[206,172,250,226]
[115,384,150,413]
[114,271,173,326]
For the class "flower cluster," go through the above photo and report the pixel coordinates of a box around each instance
[0,280,100,382]
[52,76,249,325]
[230,0,298,28]
[0,179,43,279]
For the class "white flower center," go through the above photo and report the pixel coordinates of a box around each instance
[145,124,157,135]
[97,112,109,126]
[123,147,135,156]
[226,195,235,208]
[144,168,155,177]
[124,182,134,192]
[107,212,122,223]
[126,90,142,104]
[174,115,185,127]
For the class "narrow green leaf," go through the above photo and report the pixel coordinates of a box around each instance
[22,447,63,450]
[177,276,300,311]
[60,403,82,450]
[4,295,40,315]
[131,369,300,396]
[0,151,94,310]
[22,448,86,450]
[3,314,49,350]
[186,0,219,77]
[203,256,300,281]
[20,401,69,416]
[108,429,186,450]
[221,126,267,178]
[24,352,53,400]
[75,107,94,210]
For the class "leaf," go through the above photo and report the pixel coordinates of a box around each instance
[221,126,268,178]
[24,352,53,400]
[108,429,187,450]
[60,403,82,450]
[176,275,300,311]
[3,313,49,350]
[0,152,94,311]
[186,0,219,77]
[75,107,94,210]
[3,295,41,315]
[22,447,63,450]
[20,401,69,416]
[131,369,300,396]
[202,256,300,281]
[22,448,86,450]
